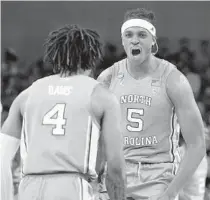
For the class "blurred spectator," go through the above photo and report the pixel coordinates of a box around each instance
[203,68,210,87]
[94,42,118,78]
[156,37,171,59]
[205,111,210,126]
[186,72,202,99]
[179,37,194,57]
[28,59,44,84]
[1,48,19,112]
[203,87,210,112]
[168,37,195,73]
[2,48,19,78]
[195,40,210,73]
[3,48,18,66]
[102,42,118,66]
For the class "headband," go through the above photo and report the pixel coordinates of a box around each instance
[121,19,156,37]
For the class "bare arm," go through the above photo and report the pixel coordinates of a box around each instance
[2,88,29,139]
[97,67,113,88]
[165,70,206,198]
[1,89,28,200]
[92,84,126,200]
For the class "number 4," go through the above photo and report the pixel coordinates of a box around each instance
[43,104,67,135]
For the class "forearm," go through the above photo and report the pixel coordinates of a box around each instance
[166,144,205,198]
[1,162,14,200]
[106,174,126,200]
[105,168,126,200]
[0,133,20,199]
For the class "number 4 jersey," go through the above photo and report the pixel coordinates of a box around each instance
[109,59,180,164]
[20,75,100,179]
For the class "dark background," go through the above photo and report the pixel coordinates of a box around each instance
[1,1,210,60]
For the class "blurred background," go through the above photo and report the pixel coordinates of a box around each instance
[1,1,210,199]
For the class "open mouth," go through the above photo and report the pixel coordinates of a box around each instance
[132,49,141,56]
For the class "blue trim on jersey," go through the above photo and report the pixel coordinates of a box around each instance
[86,120,92,174]
[170,108,176,162]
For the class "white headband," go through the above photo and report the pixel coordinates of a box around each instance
[121,19,156,37]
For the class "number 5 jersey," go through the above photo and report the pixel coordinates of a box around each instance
[109,58,180,164]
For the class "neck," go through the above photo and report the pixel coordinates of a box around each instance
[60,69,91,77]
[127,54,157,79]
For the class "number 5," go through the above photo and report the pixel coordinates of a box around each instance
[127,108,144,132]
[43,104,67,135]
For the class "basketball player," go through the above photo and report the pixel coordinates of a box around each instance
[0,24,126,200]
[97,8,205,200]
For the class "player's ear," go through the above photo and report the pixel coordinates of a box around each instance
[152,37,156,46]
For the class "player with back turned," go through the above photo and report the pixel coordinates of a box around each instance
[0,24,126,200]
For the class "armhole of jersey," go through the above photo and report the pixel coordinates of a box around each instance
[162,62,176,107]
[20,86,31,117]
[109,62,120,89]
[87,82,101,131]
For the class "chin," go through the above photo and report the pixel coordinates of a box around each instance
[129,55,145,62]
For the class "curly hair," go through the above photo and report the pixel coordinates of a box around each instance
[43,24,103,75]
[123,8,156,25]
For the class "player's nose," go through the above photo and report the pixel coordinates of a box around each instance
[130,36,140,45]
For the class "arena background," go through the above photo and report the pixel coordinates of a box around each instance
[2,1,210,60]
[1,1,210,199]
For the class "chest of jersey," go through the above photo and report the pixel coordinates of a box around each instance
[110,71,174,146]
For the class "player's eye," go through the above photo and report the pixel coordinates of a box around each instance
[138,32,147,38]
[125,32,133,38]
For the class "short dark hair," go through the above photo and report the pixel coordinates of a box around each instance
[43,24,103,75]
[123,8,156,25]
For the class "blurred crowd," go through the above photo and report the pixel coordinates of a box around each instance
[1,37,210,198]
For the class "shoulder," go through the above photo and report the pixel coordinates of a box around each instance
[13,88,30,105]
[93,84,119,107]
[96,66,113,88]
[161,59,177,76]
[166,67,191,93]
[32,76,52,86]
[15,87,31,115]
[3,87,30,126]
[91,84,119,117]
[97,59,126,87]
[166,67,194,106]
